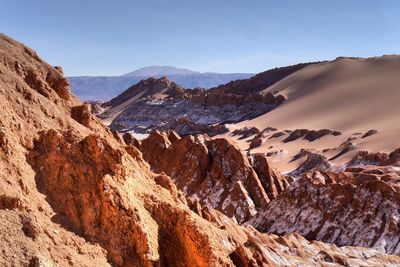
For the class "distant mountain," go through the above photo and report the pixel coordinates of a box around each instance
[123,66,198,77]
[67,66,253,101]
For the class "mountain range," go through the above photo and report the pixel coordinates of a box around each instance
[67,66,253,101]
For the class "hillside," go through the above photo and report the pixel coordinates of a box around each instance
[209,62,315,95]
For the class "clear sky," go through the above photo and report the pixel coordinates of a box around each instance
[1,0,399,76]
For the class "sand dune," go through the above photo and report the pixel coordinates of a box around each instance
[245,55,400,132]
[229,56,400,172]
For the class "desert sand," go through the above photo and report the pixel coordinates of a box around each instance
[224,56,400,173]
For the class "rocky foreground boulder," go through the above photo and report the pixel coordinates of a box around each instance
[2,33,400,266]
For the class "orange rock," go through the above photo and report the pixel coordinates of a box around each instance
[140,131,289,223]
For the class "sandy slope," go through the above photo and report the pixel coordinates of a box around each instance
[246,55,400,132]
[228,56,400,172]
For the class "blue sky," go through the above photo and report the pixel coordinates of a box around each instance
[1,0,399,76]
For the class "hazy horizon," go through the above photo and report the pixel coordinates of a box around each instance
[2,0,399,76]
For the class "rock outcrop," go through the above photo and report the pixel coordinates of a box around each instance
[362,129,379,138]
[283,129,310,143]
[303,129,341,142]
[348,148,400,167]
[250,166,400,255]
[160,117,229,137]
[251,153,290,199]
[231,127,260,140]
[289,150,332,177]
[139,131,290,223]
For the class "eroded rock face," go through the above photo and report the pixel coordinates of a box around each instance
[27,130,229,266]
[139,131,289,223]
[250,167,400,255]
[0,33,117,266]
[251,153,290,199]
[71,104,92,128]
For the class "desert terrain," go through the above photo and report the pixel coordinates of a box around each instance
[2,32,400,266]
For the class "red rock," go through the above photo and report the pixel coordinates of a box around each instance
[140,131,290,223]
[122,132,140,147]
[252,153,290,199]
[71,104,92,128]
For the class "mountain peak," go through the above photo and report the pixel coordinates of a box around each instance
[123,66,198,77]
[106,76,185,108]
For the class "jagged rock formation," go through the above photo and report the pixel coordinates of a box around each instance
[303,129,341,141]
[106,76,185,108]
[348,148,400,166]
[289,149,332,177]
[231,127,260,140]
[100,75,286,136]
[139,130,290,223]
[250,167,400,255]
[27,130,241,266]
[3,33,400,266]
[251,153,291,199]
[159,117,229,137]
